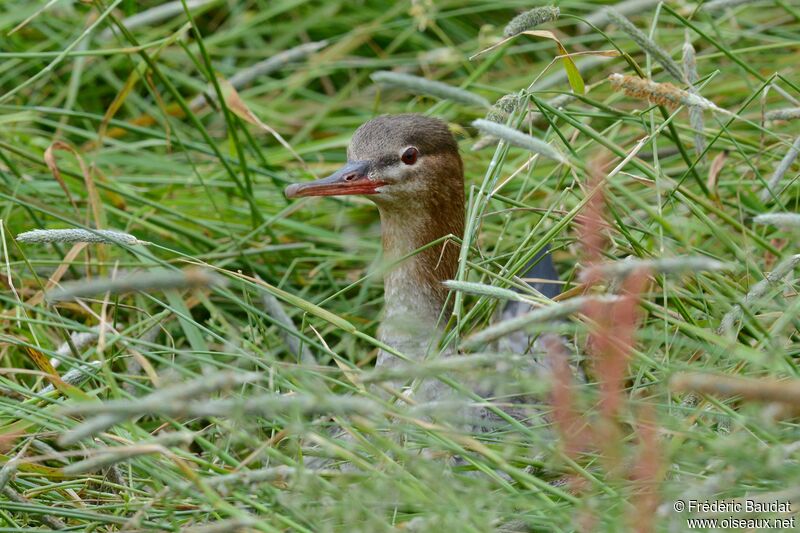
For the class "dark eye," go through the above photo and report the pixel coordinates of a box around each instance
[401,147,419,165]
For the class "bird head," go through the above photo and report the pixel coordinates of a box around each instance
[284,114,463,210]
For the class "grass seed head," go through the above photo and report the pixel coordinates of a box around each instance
[503,6,560,36]
[754,213,800,229]
[371,71,490,108]
[608,74,725,113]
[765,107,800,121]
[702,0,760,12]
[471,119,567,163]
[606,9,684,82]
[485,93,522,123]
[759,136,800,202]
[16,228,147,246]
[47,268,227,302]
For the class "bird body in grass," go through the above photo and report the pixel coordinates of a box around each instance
[285,114,560,409]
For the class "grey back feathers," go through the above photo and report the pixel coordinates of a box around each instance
[499,246,562,354]
[517,246,561,300]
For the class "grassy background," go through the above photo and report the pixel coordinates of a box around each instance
[1,0,799,531]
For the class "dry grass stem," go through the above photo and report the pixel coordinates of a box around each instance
[671,372,800,404]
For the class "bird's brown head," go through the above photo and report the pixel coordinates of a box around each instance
[285,114,465,316]
[284,114,464,212]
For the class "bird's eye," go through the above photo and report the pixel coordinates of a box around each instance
[401,147,419,165]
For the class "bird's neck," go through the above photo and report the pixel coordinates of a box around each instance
[377,197,465,326]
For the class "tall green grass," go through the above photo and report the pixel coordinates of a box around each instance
[0,0,798,531]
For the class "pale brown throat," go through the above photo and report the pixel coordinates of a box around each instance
[378,194,465,320]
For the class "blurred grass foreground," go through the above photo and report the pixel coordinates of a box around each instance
[1,0,799,531]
